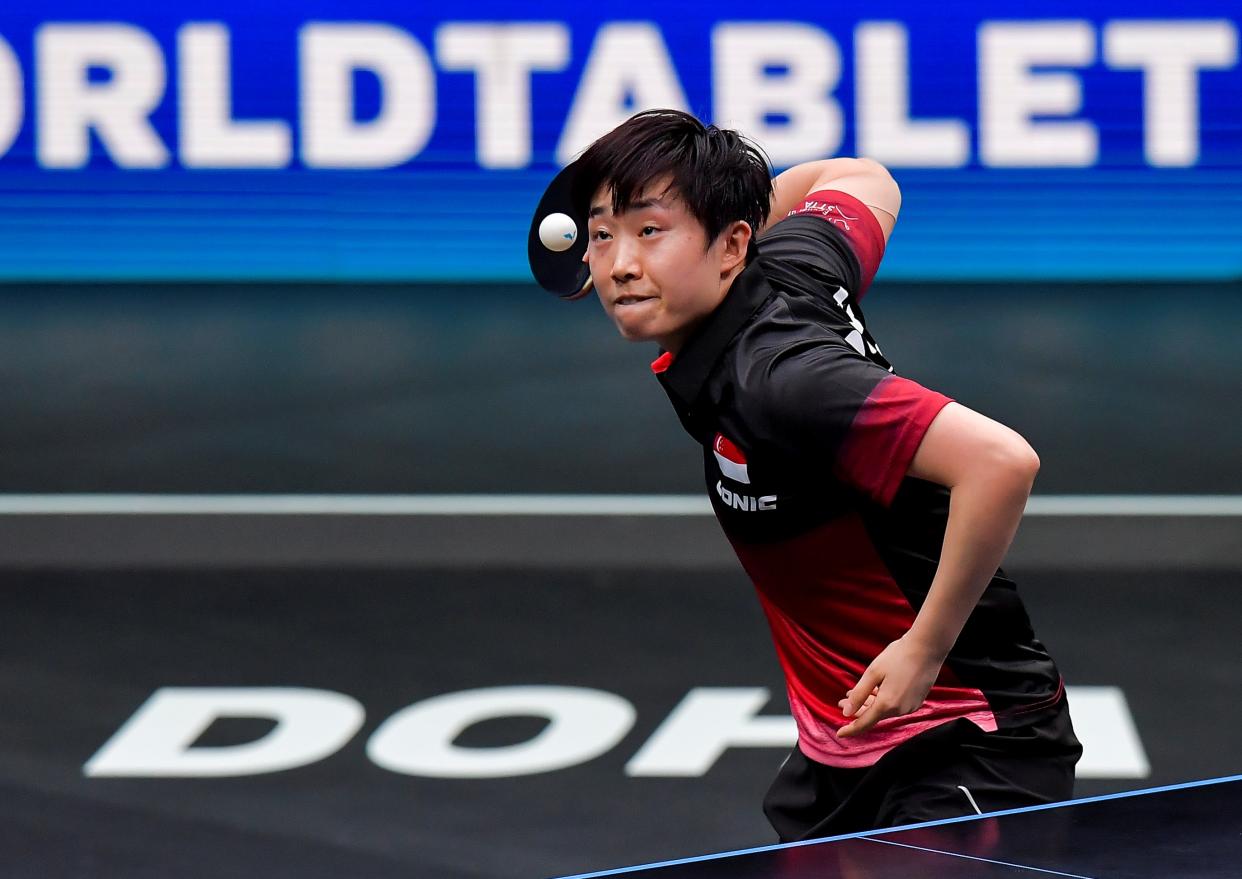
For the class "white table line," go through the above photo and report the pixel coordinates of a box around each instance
[863,837,1095,878]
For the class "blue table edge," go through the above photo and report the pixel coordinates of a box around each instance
[551,772,1242,879]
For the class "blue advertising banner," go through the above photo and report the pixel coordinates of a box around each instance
[0,2,1238,280]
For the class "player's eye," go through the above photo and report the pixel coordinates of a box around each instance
[591,229,612,242]
[640,226,659,236]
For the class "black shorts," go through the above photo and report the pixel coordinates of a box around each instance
[762,702,1082,842]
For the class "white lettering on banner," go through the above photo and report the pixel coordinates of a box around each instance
[83,685,1147,779]
[436,23,570,170]
[83,687,365,777]
[626,688,795,777]
[299,23,435,169]
[712,23,843,167]
[855,22,968,168]
[556,23,689,165]
[366,685,635,778]
[0,35,21,160]
[178,23,291,168]
[1104,20,1239,168]
[1,18,1235,171]
[36,24,170,169]
[979,21,1098,168]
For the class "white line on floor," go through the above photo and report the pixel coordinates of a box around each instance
[0,494,1239,516]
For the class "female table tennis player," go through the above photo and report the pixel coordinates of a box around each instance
[529,109,1081,839]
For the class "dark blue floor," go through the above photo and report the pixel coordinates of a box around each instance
[1,281,1239,493]
[2,565,1240,879]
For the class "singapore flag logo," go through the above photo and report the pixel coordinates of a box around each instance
[713,433,750,484]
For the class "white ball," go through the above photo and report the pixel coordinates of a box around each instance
[538,212,578,252]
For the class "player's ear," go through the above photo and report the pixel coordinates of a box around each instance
[719,220,752,274]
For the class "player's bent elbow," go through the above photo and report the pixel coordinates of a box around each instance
[856,158,901,218]
[999,438,1041,488]
[968,429,1039,490]
[1024,443,1041,477]
[857,156,894,182]
[807,158,899,206]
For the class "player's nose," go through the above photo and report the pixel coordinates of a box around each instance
[611,237,643,284]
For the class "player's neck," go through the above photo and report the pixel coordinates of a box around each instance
[657,263,747,355]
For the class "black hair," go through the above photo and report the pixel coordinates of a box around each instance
[570,109,773,261]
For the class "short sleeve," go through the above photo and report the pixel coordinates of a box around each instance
[757,343,953,507]
[758,190,886,300]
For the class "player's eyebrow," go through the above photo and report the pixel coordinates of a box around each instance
[589,195,670,219]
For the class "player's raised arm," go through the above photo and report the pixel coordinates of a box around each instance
[838,403,1040,738]
[762,157,901,241]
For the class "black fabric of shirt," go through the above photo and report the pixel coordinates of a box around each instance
[653,213,1067,761]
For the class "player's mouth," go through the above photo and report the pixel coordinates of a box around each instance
[614,294,657,308]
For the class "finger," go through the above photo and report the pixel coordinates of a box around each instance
[841,670,883,718]
[843,673,881,717]
[838,698,893,738]
[838,690,878,717]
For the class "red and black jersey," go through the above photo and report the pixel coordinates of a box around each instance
[654,191,1066,769]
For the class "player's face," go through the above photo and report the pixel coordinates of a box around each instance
[585,180,741,352]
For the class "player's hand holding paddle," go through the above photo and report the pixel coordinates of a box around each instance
[837,634,945,738]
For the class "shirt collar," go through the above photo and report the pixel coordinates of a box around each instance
[650,351,673,374]
[654,263,774,407]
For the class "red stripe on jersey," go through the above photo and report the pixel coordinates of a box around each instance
[788,189,887,298]
[650,351,674,374]
[837,375,953,507]
[731,514,995,768]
